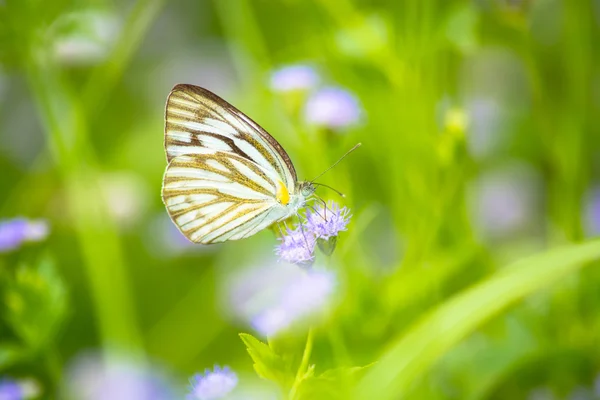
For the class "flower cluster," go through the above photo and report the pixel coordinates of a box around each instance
[269,64,362,131]
[251,269,336,336]
[187,365,238,400]
[269,64,319,93]
[0,378,23,400]
[275,201,351,266]
[304,87,362,129]
[584,186,600,236]
[0,218,49,253]
[305,202,351,240]
[275,227,316,266]
[65,353,175,400]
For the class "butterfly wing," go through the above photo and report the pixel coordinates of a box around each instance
[162,84,298,244]
[162,152,290,244]
[165,84,297,189]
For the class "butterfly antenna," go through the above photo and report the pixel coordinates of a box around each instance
[313,183,345,198]
[310,143,362,183]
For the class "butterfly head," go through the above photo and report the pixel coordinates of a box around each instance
[298,181,316,198]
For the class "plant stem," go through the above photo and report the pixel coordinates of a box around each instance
[289,328,314,400]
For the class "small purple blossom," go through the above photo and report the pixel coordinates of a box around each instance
[275,201,352,264]
[251,269,336,336]
[269,65,319,93]
[584,186,600,236]
[0,379,22,400]
[466,97,504,159]
[306,201,351,239]
[304,87,362,129]
[275,227,316,266]
[65,352,175,400]
[0,219,49,253]
[187,365,237,400]
[468,164,540,239]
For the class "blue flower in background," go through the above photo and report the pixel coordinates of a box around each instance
[65,352,175,400]
[269,64,319,93]
[0,378,23,400]
[275,227,316,266]
[527,387,555,400]
[187,365,238,400]
[468,164,540,240]
[305,201,351,239]
[584,187,600,236]
[251,269,336,336]
[0,218,49,253]
[304,86,362,129]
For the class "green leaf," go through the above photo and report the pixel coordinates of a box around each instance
[355,239,600,400]
[239,333,296,391]
[417,314,539,400]
[3,257,68,350]
[267,334,303,379]
[0,343,26,370]
[445,5,479,54]
[295,364,373,400]
[317,237,337,256]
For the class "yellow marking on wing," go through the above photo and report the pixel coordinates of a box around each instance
[276,181,290,205]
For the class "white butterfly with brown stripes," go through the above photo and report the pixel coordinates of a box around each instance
[161,84,317,244]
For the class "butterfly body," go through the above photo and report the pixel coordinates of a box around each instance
[162,84,314,244]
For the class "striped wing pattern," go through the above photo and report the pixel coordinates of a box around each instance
[163,152,285,243]
[164,84,297,188]
[162,84,298,244]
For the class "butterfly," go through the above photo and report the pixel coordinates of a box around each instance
[161,84,319,244]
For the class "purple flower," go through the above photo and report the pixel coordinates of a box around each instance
[251,269,336,336]
[305,201,351,239]
[0,379,22,400]
[64,352,175,400]
[584,186,600,236]
[567,386,594,400]
[0,219,49,253]
[304,87,362,129]
[527,387,555,400]
[466,97,504,159]
[468,164,541,239]
[269,65,319,93]
[187,365,237,400]
[275,227,316,266]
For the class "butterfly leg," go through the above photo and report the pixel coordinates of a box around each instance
[275,222,284,239]
[294,211,314,257]
[307,194,330,222]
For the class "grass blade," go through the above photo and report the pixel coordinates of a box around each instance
[355,239,600,399]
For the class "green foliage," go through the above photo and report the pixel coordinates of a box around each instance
[1,0,599,398]
[294,365,372,400]
[2,258,67,352]
[356,239,600,399]
[240,332,373,399]
[0,343,25,370]
[239,333,297,391]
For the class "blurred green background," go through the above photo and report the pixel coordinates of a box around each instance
[1,0,600,399]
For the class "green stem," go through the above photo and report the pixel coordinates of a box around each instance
[83,0,165,113]
[328,326,352,367]
[43,347,62,390]
[289,328,315,399]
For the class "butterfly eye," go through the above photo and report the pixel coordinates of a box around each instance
[301,182,316,197]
